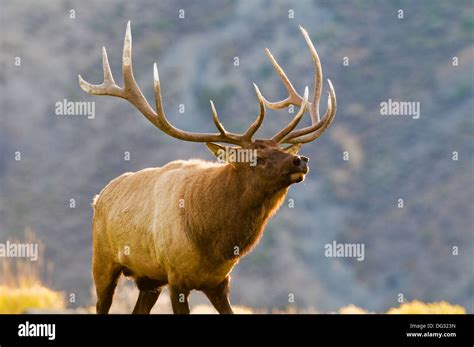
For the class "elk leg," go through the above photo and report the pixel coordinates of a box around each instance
[169,285,190,314]
[132,289,161,314]
[94,263,121,314]
[202,277,234,314]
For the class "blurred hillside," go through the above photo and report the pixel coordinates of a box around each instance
[1,0,473,312]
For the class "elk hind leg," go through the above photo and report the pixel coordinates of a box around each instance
[132,277,165,314]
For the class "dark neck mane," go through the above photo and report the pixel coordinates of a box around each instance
[184,163,289,262]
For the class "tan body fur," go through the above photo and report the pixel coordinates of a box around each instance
[92,158,288,312]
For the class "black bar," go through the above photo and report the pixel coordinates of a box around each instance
[0,314,472,346]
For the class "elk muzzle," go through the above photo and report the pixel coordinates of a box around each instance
[289,155,309,183]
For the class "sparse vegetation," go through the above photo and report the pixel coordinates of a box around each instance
[0,230,65,314]
[0,285,65,314]
[387,301,466,314]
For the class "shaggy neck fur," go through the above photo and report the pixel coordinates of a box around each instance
[184,162,288,262]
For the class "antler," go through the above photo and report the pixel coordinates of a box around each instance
[79,21,267,147]
[263,26,337,144]
[79,22,334,147]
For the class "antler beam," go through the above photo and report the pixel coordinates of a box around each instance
[79,21,268,147]
[79,22,335,147]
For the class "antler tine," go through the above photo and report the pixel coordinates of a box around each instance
[241,83,266,141]
[284,79,336,144]
[263,48,303,108]
[209,100,227,136]
[153,62,244,145]
[299,25,322,123]
[261,25,336,144]
[122,20,133,84]
[101,47,116,86]
[272,86,309,142]
[78,46,122,95]
[121,21,158,122]
[208,84,266,143]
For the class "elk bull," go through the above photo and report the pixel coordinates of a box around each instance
[79,21,336,314]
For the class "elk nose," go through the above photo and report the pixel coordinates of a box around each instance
[293,155,309,171]
[293,156,301,166]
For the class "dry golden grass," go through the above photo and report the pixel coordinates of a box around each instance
[337,304,371,314]
[387,300,466,314]
[0,285,65,314]
[0,229,65,314]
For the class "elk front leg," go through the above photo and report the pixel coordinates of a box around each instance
[202,277,234,314]
[169,285,190,314]
[93,261,122,314]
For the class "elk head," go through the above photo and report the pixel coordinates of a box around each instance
[79,21,336,190]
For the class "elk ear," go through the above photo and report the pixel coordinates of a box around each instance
[283,143,302,155]
[206,143,238,166]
